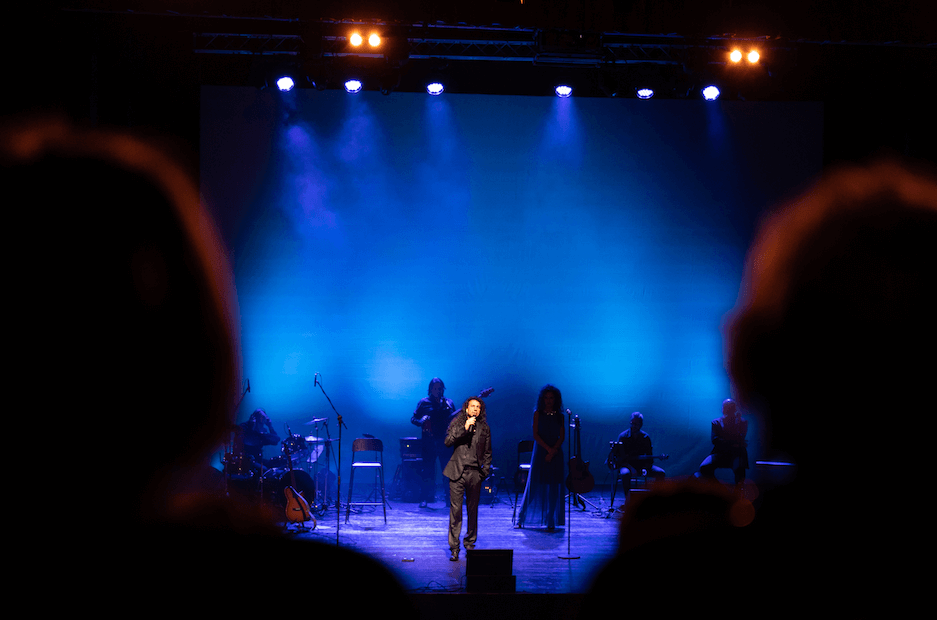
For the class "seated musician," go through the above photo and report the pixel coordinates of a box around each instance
[607,412,665,500]
[232,408,281,472]
[695,398,748,485]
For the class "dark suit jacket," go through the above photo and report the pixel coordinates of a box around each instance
[442,409,492,481]
[711,416,749,469]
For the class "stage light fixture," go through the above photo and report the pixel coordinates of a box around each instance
[636,88,654,100]
[426,82,445,96]
[276,77,295,92]
[730,49,743,63]
[344,79,363,93]
[350,32,363,47]
[702,85,721,101]
[369,34,381,47]
[747,50,760,64]
[555,85,573,98]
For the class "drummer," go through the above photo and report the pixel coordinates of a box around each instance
[233,408,280,470]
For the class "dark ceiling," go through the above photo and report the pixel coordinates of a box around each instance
[50,0,937,44]
[30,1,932,100]
[5,1,935,166]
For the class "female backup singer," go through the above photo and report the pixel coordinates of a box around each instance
[516,384,566,531]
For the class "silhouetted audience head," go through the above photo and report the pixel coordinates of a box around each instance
[4,118,240,523]
[4,118,413,614]
[587,160,937,613]
[726,160,937,470]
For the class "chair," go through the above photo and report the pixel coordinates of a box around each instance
[609,468,650,511]
[512,440,534,525]
[345,438,389,523]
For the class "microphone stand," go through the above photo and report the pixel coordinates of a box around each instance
[223,380,251,499]
[559,408,580,560]
[314,373,347,545]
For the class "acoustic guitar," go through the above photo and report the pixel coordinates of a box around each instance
[566,414,595,494]
[282,441,313,528]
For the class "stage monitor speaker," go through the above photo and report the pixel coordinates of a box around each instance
[466,549,515,592]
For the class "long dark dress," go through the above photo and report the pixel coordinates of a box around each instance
[517,409,565,528]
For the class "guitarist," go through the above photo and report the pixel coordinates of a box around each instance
[607,412,666,501]
[411,378,457,508]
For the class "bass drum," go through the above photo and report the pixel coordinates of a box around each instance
[262,469,316,508]
[224,453,256,477]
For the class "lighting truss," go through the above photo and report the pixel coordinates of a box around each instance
[188,20,788,67]
[194,33,303,56]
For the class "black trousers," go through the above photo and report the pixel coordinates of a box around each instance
[448,468,483,551]
[619,464,666,497]
[698,454,746,484]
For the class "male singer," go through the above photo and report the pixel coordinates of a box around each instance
[443,397,492,561]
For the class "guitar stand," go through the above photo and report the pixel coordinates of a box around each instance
[565,491,601,512]
[284,516,315,534]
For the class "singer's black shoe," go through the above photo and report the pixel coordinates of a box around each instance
[449,549,459,561]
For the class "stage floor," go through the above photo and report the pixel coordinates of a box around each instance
[289,488,622,595]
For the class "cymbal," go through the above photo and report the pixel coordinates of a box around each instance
[304,436,334,443]
[302,417,329,425]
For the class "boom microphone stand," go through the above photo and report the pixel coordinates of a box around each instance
[313,373,347,545]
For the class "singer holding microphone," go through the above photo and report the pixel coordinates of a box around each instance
[442,396,492,561]
[411,378,456,508]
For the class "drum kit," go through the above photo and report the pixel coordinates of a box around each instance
[223,415,336,526]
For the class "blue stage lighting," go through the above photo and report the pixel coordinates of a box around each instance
[637,88,654,100]
[276,77,295,92]
[344,79,363,94]
[555,85,573,98]
[702,85,721,101]
[426,82,445,96]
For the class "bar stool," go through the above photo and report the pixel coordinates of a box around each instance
[345,437,389,523]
